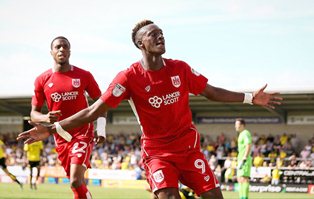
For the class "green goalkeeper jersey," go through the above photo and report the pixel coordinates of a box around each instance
[237,129,252,160]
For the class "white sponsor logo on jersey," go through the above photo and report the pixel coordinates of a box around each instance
[48,83,53,88]
[112,83,126,97]
[72,79,81,88]
[148,96,163,108]
[153,170,164,183]
[171,75,181,88]
[51,92,62,102]
[191,68,200,76]
[51,91,79,102]
[148,91,180,108]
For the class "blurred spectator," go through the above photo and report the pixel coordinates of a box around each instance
[300,141,312,159]
[271,166,282,185]
[208,154,218,171]
[287,153,297,168]
[280,133,288,146]
[253,152,264,167]
[260,174,271,184]
[268,150,278,165]
[252,132,259,144]
[290,134,300,152]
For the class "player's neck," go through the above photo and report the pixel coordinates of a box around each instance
[140,56,165,71]
[53,63,72,72]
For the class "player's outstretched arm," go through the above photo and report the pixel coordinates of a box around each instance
[201,83,282,109]
[17,99,109,144]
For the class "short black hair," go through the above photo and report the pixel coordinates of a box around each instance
[131,20,154,49]
[50,36,71,50]
[235,118,246,125]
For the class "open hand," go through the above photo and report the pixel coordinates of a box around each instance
[17,121,52,144]
[253,84,283,109]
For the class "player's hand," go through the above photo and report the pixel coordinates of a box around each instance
[17,121,52,144]
[252,84,283,109]
[46,110,62,123]
[94,135,106,144]
[237,158,247,170]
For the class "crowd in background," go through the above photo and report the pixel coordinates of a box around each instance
[1,130,314,183]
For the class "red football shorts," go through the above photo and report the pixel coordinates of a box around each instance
[143,148,220,196]
[56,136,94,177]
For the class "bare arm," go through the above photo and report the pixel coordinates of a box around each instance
[201,84,244,102]
[201,83,282,109]
[55,99,109,133]
[17,99,110,144]
[31,105,61,124]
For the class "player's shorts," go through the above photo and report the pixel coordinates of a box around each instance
[237,157,252,178]
[0,157,7,169]
[29,161,40,168]
[56,136,94,177]
[143,148,220,196]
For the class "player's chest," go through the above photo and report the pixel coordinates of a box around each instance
[131,71,185,97]
[42,74,85,101]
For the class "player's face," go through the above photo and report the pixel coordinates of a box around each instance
[235,121,243,132]
[50,39,71,65]
[137,24,165,55]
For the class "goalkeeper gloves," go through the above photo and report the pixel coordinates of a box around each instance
[238,158,247,169]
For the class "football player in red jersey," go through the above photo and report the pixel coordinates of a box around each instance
[18,21,282,199]
[28,36,106,199]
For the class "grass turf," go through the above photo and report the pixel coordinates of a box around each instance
[0,183,312,199]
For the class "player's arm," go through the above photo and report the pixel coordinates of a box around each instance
[243,143,252,160]
[17,99,109,144]
[200,84,244,102]
[201,83,282,109]
[238,143,252,169]
[30,105,61,124]
[89,95,107,144]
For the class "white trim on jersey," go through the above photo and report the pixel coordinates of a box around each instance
[144,161,159,193]
[191,127,198,149]
[128,98,141,126]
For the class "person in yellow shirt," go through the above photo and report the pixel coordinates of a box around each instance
[280,133,288,146]
[268,150,278,164]
[0,138,23,188]
[253,152,264,167]
[271,165,282,185]
[24,141,43,189]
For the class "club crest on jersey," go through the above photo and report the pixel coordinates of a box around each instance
[72,79,81,88]
[112,83,126,97]
[153,170,164,183]
[171,75,181,88]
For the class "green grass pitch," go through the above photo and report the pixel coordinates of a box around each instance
[0,183,312,199]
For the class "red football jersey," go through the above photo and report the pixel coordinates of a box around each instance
[32,65,101,144]
[101,58,208,155]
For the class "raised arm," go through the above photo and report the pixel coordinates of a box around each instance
[201,83,282,109]
[17,99,110,144]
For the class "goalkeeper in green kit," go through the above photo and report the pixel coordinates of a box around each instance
[235,118,252,199]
